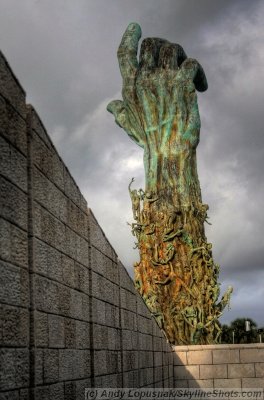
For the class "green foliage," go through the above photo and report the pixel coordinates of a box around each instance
[221,324,233,344]
[221,318,259,344]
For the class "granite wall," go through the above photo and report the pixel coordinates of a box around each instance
[0,51,174,399]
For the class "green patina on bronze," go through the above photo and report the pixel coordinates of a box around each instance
[107,23,233,345]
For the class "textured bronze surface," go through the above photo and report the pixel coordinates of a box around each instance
[108,23,232,344]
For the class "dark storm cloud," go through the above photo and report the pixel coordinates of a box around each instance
[0,0,263,325]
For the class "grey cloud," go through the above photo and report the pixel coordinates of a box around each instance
[219,272,264,325]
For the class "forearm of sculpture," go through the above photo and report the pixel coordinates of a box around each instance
[182,100,201,147]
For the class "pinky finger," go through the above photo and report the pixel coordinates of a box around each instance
[180,58,208,92]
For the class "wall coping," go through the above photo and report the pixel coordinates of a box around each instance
[172,343,264,351]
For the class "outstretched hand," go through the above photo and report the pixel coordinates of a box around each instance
[107,22,207,151]
[107,23,208,194]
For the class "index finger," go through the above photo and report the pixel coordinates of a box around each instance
[117,23,142,79]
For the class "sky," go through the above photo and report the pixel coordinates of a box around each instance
[1,0,263,327]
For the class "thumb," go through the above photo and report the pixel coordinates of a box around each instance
[107,100,127,129]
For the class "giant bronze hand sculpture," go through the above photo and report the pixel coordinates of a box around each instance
[108,23,232,345]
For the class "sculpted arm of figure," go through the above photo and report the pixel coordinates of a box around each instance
[128,177,135,193]
[107,23,208,193]
[181,309,194,328]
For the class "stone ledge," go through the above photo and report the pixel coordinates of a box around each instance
[173,343,264,351]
